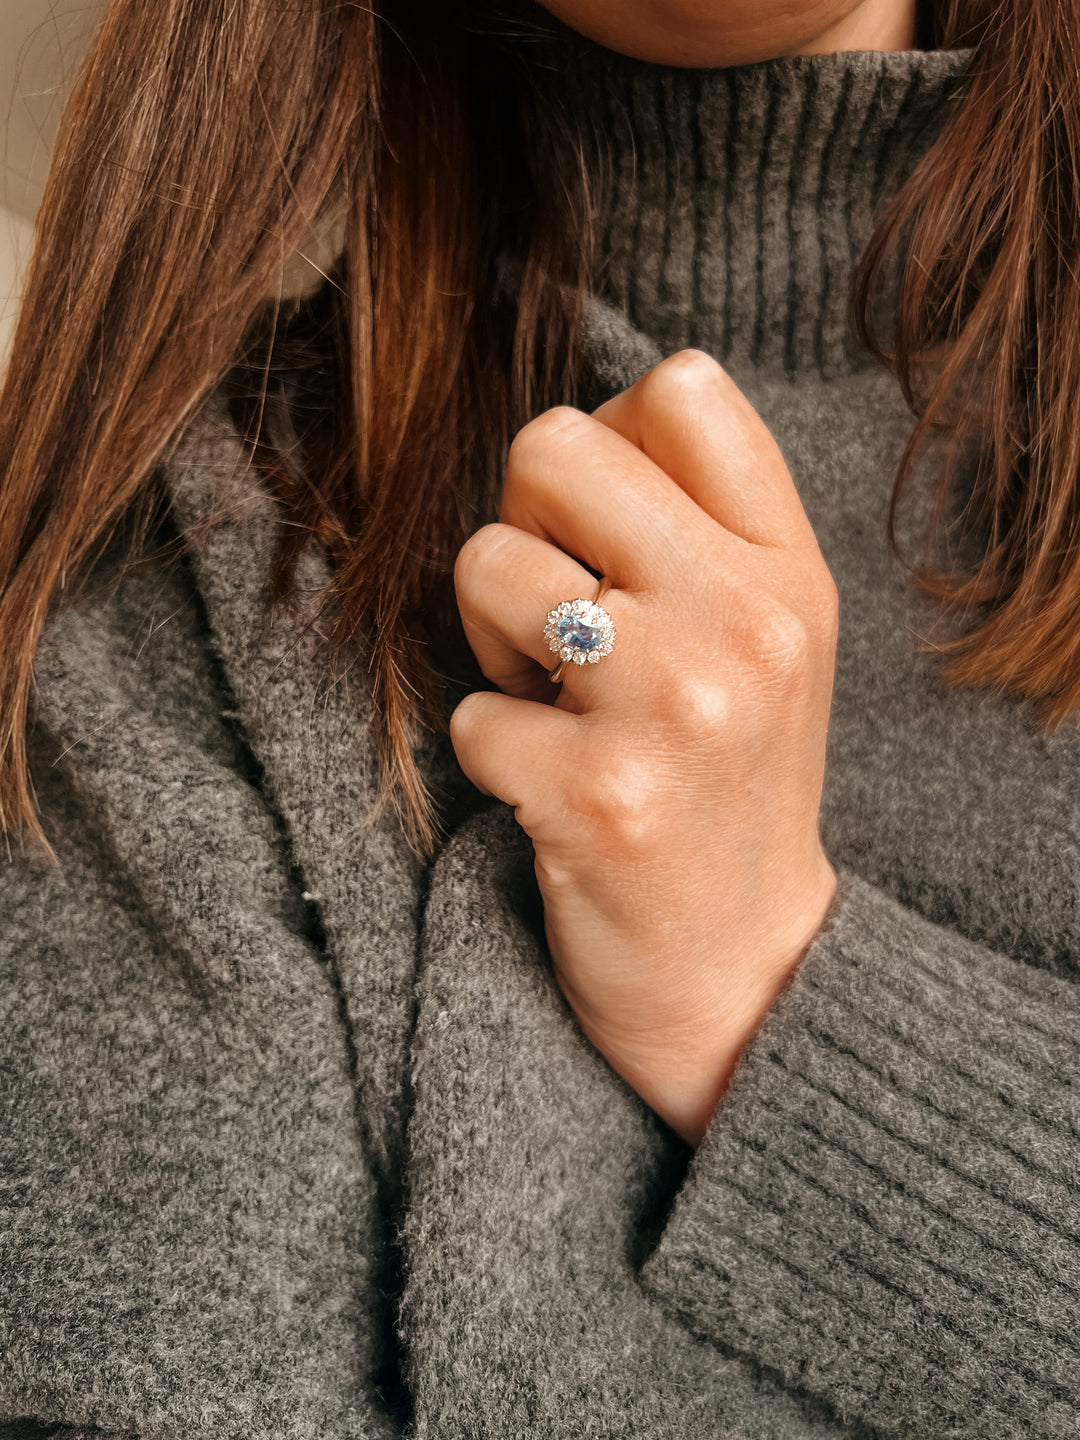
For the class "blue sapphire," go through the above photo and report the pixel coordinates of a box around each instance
[557,615,603,652]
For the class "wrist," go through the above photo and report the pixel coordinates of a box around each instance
[584,860,839,1147]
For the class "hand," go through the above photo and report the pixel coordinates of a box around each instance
[450,350,839,1146]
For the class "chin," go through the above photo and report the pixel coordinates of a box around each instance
[531,0,902,67]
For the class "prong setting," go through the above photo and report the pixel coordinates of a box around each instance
[543,598,617,668]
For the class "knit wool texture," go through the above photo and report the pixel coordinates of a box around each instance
[3,40,1080,1440]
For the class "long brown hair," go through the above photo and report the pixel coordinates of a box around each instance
[0,0,1076,857]
[857,0,1080,720]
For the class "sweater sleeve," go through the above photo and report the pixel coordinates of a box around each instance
[639,868,1080,1440]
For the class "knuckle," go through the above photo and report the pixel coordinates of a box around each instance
[669,674,734,734]
[640,348,726,408]
[583,754,659,853]
[454,522,511,593]
[507,406,587,472]
[533,847,576,894]
[449,689,487,743]
[753,599,814,683]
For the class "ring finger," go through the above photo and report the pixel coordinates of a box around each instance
[454,522,636,707]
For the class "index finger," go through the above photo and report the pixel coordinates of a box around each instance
[498,404,740,594]
[591,349,818,551]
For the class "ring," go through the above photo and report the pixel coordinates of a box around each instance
[545,576,616,683]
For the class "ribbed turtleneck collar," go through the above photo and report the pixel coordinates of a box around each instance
[547,40,974,377]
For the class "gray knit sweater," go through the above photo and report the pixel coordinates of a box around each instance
[3,38,1080,1440]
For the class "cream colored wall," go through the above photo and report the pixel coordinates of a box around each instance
[1,0,106,371]
[0,203,34,370]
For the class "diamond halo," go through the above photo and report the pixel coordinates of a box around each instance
[543,597,617,668]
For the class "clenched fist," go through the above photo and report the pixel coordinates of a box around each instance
[450,350,838,1146]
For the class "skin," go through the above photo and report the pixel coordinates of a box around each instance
[530,0,918,67]
[452,357,839,1145]
[451,3,917,1147]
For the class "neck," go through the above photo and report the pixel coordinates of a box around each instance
[799,0,918,56]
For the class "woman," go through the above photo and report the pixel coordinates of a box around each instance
[1,0,1078,1435]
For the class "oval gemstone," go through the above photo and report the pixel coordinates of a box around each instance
[557,615,603,652]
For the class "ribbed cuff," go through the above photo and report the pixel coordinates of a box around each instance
[641,870,1080,1439]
